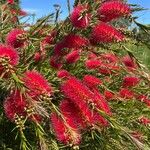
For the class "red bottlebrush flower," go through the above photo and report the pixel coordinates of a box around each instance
[144,100,150,107]
[93,111,109,126]
[61,77,96,124]
[65,50,80,64]
[85,59,102,69]
[57,70,70,79]
[34,52,41,63]
[61,98,108,127]
[18,9,28,16]
[60,99,86,129]
[99,65,112,75]
[137,94,148,102]
[43,31,57,45]
[61,77,110,126]
[4,90,27,121]
[54,42,66,56]
[87,52,97,60]
[90,22,124,44]
[6,28,26,48]
[122,55,137,70]
[23,70,52,99]
[70,5,90,29]
[104,90,114,101]
[119,88,134,99]
[49,56,62,69]
[93,89,112,115]
[62,34,89,49]
[122,76,140,87]
[131,131,143,141]
[43,35,53,45]
[0,44,19,66]
[51,113,67,143]
[83,75,102,88]
[7,0,14,4]
[139,116,150,125]
[50,112,81,145]
[98,63,120,75]
[137,94,150,107]
[109,65,120,72]
[98,1,131,22]
[101,53,118,63]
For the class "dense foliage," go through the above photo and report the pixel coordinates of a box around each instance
[0,0,150,150]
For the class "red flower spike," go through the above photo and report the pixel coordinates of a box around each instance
[34,52,41,63]
[119,88,134,99]
[104,90,114,101]
[122,55,137,70]
[61,78,95,125]
[23,70,52,99]
[44,31,56,44]
[62,34,89,49]
[4,90,27,121]
[139,116,150,125]
[90,22,124,44]
[54,42,66,56]
[144,100,150,107]
[0,44,19,66]
[137,95,148,102]
[41,31,57,52]
[49,56,63,69]
[85,59,102,69]
[88,52,98,60]
[131,131,143,141]
[57,70,71,79]
[60,99,86,129]
[65,50,80,64]
[93,89,112,115]
[101,53,118,63]
[18,9,28,16]
[122,76,140,87]
[70,5,90,29]
[93,111,109,126]
[61,77,110,126]
[99,65,112,75]
[44,35,53,44]
[7,0,14,4]
[98,1,131,22]
[83,75,102,89]
[137,95,150,107]
[51,113,69,144]
[50,113,81,145]
[6,29,26,48]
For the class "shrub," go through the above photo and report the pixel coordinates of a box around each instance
[0,0,150,150]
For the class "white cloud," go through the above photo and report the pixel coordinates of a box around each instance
[23,8,39,14]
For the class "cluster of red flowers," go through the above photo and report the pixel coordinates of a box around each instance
[1,0,150,148]
[4,71,52,123]
[70,4,90,29]
[85,52,119,75]
[6,28,26,48]
[23,70,52,99]
[90,22,124,44]
[0,44,19,66]
[47,1,130,70]
[51,76,111,145]
[98,1,131,22]
[0,44,19,76]
[4,90,27,121]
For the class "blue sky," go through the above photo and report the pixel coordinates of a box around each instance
[20,0,150,24]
